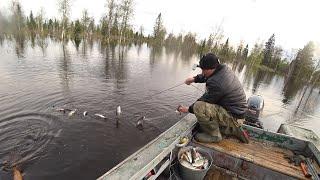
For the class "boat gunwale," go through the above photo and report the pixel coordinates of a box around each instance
[97,114,197,180]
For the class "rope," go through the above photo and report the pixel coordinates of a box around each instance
[106,82,186,113]
[140,82,185,102]
[190,84,205,93]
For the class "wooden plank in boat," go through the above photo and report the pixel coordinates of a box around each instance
[197,138,307,180]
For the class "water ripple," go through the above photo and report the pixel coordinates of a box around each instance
[0,112,62,168]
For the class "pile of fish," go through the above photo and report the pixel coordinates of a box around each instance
[179,148,209,170]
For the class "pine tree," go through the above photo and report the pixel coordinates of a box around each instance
[220,38,229,59]
[262,34,275,66]
[73,19,82,48]
[81,9,91,38]
[153,13,166,45]
[111,11,119,36]
[248,42,264,66]
[242,44,249,60]
[236,42,243,60]
[272,46,283,69]
[28,11,36,31]
[292,42,314,80]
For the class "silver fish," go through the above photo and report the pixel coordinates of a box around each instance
[180,154,189,162]
[116,106,121,116]
[186,151,192,163]
[175,110,182,115]
[56,108,65,112]
[56,108,71,113]
[192,158,205,168]
[83,111,88,116]
[191,148,197,163]
[180,160,197,170]
[203,159,209,169]
[95,114,107,119]
[68,109,77,117]
[136,116,145,130]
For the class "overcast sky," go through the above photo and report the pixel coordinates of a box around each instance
[1,0,319,52]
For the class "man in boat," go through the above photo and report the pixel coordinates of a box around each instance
[178,53,249,143]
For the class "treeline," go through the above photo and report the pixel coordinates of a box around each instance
[0,0,319,86]
[0,0,141,47]
[152,13,319,87]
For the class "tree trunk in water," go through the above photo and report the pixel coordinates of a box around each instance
[119,28,122,46]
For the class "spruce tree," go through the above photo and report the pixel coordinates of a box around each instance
[242,44,249,60]
[220,38,229,59]
[153,13,166,45]
[262,34,275,66]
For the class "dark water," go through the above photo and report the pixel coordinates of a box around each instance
[0,39,319,179]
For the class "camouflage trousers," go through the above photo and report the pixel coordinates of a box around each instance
[193,101,242,138]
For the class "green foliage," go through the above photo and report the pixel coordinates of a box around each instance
[111,11,119,36]
[197,39,207,57]
[236,42,243,60]
[73,20,82,37]
[27,11,36,31]
[277,58,289,73]
[181,33,197,53]
[152,13,166,45]
[212,42,219,54]
[272,46,283,70]
[248,42,264,66]
[290,42,315,81]
[165,33,181,49]
[100,17,108,37]
[73,20,82,48]
[242,44,249,60]
[219,38,229,60]
[81,9,91,37]
[312,70,320,85]
[262,34,275,66]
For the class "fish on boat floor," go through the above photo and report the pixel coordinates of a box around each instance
[195,138,319,180]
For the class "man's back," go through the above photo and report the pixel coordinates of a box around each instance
[203,64,247,118]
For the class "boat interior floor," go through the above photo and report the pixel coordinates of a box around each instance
[194,138,311,180]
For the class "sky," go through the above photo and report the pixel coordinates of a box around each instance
[0,0,319,53]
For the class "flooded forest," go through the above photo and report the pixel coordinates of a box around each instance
[0,0,320,179]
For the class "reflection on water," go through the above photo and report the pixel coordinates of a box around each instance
[0,38,319,180]
[14,33,26,58]
[282,77,305,104]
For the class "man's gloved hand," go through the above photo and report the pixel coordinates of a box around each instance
[184,77,194,85]
[178,105,189,113]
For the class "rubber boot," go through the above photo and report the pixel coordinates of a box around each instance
[196,120,222,143]
[230,120,250,143]
[195,132,222,143]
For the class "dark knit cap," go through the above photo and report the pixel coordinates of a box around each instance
[199,53,220,69]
